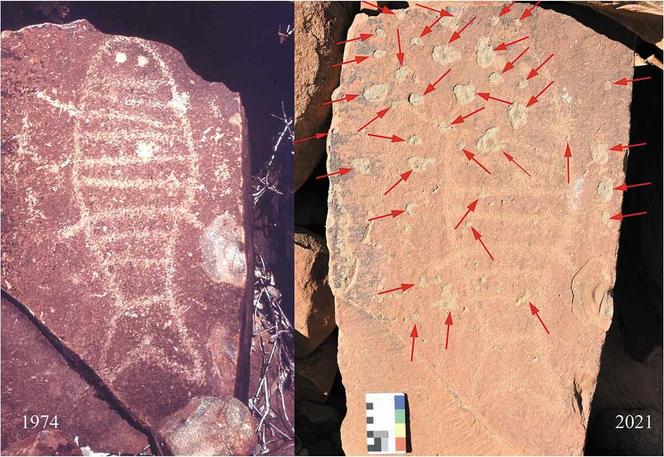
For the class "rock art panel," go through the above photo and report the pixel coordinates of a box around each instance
[1,20,253,430]
[1,298,148,454]
[326,2,633,454]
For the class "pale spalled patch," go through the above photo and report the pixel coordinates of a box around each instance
[408,135,422,146]
[405,202,417,215]
[476,127,501,153]
[453,84,476,104]
[363,83,388,102]
[596,178,613,202]
[432,44,461,65]
[407,156,435,172]
[507,103,527,129]
[373,49,387,59]
[115,52,127,64]
[433,283,458,311]
[409,93,423,105]
[137,55,148,67]
[488,72,502,85]
[410,37,423,46]
[394,67,409,82]
[589,143,609,164]
[135,141,155,159]
[475,36,496,68]
[351,158,372,174]
[200,213,247,288]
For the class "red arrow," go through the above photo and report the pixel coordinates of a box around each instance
[321,93,359,105]
[420,16,442,37]
[614,181,652,192]
[362,1,394,14]
[357,107,390,132]
[610,211,648,221]
[610,142,647,152]
[384,170,413,195]
[502,151,531,177]
[502,46,529,73]
[529,302,549,334]
[471,227,494,261]
[494,35,529,51]
[315,167,352,180]
[454,199,478,230]
[499,1,516,16]
[424,69,452,95]
[336,33,374,45]
[368,133,405,143]
[520,1,542,20]
[526,80,554,107]
[564,143,572,184]
[410,324,418,362]
[396,28,405,65]
[368,209,405,222]
[378,283,414,295]
[614,76,652,86]
[444,312,453,350]
[415,3,453,17]
[451,106,485,125]
[463,149,491,175]
[448,16,476,43]
[331,55,369,68]
[527,53,554,79]
[477,92,513,105]
[294,132,327,144]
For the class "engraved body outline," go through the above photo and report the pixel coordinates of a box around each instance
[60,36,206,384]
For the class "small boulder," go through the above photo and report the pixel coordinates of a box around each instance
[158,396,256,456]
[294,228,336,357]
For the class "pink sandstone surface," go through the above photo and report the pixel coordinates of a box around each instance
[1,20,253,440]
[326,2,634,454]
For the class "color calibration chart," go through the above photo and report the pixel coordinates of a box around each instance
[366,393,407,454]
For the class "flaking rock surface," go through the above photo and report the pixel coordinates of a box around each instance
[1,20,253,429]
[326,2,634,454]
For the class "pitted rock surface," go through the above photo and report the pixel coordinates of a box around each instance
[1,20,252,428]
[327,2,633,454]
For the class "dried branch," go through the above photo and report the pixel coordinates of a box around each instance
[251,101,293,206]
[249,254,295,455]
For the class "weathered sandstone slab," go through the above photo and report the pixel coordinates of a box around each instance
[294,1,357,190]
[1,297,148,454]
[3,430,81,456]
[327,2,633,454]
[1,20,252,430]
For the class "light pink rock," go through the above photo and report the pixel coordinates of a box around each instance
[327,2,633,454]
